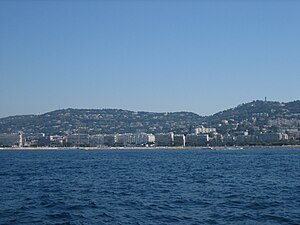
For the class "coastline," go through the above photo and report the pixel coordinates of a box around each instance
[1,145,300,151]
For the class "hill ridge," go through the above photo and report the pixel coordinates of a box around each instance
[0,100,299,135]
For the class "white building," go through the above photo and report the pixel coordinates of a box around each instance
[122,133,155,146]
[49,135,64,147]
[89,135,104,147]
[195,126,216,134]
[67,134,89,146]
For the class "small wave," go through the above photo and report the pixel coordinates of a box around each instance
[47,212,72,220]
[261,214,295,224]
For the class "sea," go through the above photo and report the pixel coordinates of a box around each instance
[0,148,299,225]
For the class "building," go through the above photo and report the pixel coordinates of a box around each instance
[103,134,116,146]
[236,134,258,144]
[195,126,216,134]
[89,135,104,147]
[49,135,65,147]
[121,133,155,146]
[130,133,154,146]
[186,134,209,146]
[173,134,185,146]
[281,133,289,140]
[211,134,224,146]
[134,133,152,145]
[285,129,299,140]
[258,133,288,143]
[24,133,49,147]
[0,133,21,147]
[147,134,155,144]
[155,132,174,146]
[223,134,236,144]
[67,134,89,146]
[115,134,126,146]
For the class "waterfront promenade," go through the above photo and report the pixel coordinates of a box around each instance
[1,145,300,151]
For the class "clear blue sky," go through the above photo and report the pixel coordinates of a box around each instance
[0,0,299,118]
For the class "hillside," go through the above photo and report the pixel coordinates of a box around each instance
[208,100,300,122]
[0,100,299,135]
[206,100,300,134]
[0,109,204,135]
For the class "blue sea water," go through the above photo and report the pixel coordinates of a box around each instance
[0,148,299,225]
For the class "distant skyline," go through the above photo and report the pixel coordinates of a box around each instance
[0,1,299,118]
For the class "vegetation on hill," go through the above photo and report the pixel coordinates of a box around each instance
[0,109,204,135]
[0,100,299,135]
[206,100,300,134]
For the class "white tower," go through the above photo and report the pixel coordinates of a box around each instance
[18,131,23,147]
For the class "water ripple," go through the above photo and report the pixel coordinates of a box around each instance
[0,148,299,224]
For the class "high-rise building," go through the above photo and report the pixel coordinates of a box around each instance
[67,134,89,146]
[0,133,20,147]
[186,134,209,146]
[155,132,174,146]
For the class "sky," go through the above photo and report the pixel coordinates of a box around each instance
[0,0,299,118]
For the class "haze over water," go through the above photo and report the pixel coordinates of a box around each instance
[1,148,299,225]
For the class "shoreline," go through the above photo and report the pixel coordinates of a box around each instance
[1,145,300,151]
